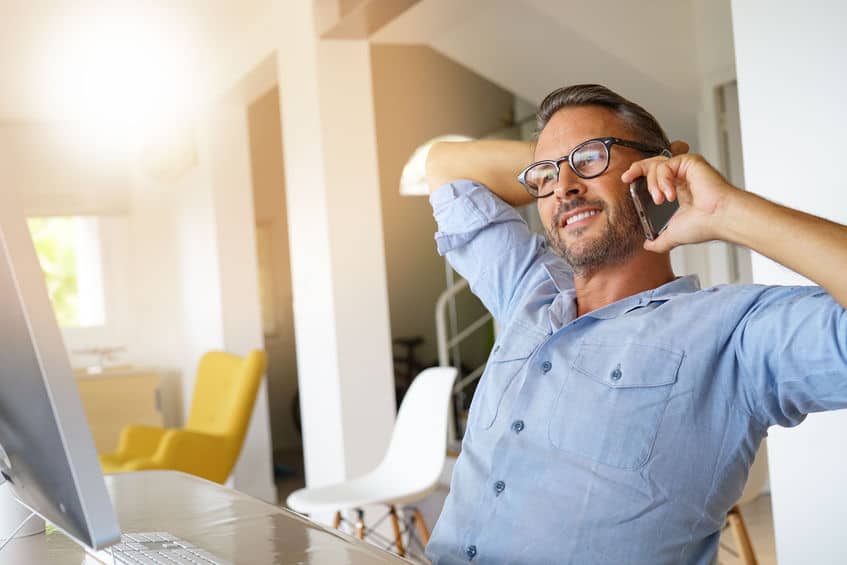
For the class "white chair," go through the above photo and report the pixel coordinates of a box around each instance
[286,366,458,558]
[720,440,769,565]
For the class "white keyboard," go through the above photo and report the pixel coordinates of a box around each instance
[92,531,228,565]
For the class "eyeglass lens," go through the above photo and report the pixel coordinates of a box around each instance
[525,140,609,195]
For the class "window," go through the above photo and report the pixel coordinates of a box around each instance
[27,216,106,328]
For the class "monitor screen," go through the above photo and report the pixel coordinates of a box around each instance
[0,197,121,550]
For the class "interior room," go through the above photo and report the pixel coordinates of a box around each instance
[1,1,845,564]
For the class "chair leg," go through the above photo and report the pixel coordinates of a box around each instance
[727,505,758,565]
[332,511,341,529]
[412,508,431,546]
[389,505,406,557]
[354,508,366,540]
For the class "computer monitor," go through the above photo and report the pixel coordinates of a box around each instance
[0,196,121,550]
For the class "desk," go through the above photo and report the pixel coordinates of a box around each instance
[4,471,408,564]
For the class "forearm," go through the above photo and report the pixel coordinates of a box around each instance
[425,139,534,206]
[721,190,847,307]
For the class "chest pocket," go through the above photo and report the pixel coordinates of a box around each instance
[468,324,546,431]
[548,340,683,469]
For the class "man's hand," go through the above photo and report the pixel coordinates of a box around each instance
[621,153,738,253]
[624,152,847,308]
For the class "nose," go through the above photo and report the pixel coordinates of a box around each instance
[552,170,587,200]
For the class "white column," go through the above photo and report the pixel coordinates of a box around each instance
[275,1,396,491]
[732,1,847,563]
[205,105,277,503]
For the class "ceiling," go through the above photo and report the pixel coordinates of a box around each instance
[0,0,272,121]
[372,0,705,141]
[1,0,719,145]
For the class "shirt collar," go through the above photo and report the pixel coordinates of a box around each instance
[543,261,701,320]
[587,274,702,319]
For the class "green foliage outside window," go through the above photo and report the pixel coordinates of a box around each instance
[27,217,80,327]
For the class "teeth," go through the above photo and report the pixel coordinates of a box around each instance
[566,210,599,225]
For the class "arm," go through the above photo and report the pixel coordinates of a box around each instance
[425,139,534,206]
[622,154,847,308]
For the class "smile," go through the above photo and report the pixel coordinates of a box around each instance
[563,209,601,227]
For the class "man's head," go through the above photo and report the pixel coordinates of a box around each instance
[530,84,670,276]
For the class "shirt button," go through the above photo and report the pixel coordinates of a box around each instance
[611,364,622,381]
[494,480,506,495]
[541,360,552,373]
[465,545,477,560]
[492,345,500,353]
[511,420,525,434]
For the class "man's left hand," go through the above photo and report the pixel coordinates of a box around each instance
[621,153,738,253]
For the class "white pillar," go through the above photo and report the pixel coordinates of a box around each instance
[275,1,396,491]
[205,105,277,503]
[732,1,847,563]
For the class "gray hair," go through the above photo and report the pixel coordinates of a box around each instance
[535,84,670,150]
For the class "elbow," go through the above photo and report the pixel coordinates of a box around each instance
[425,141,452,194]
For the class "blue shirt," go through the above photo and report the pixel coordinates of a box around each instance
[425,180,847,565]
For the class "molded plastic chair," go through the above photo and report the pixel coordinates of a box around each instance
[286,366,458,558]
[99,350,267,484]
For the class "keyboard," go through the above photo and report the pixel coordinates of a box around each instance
[91,531,229,565]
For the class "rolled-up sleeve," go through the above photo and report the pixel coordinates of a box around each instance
[730,285,847,428]
[430,179,568,324]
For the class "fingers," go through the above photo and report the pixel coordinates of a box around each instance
[644,237,674,254]
[622,155,676,204]
[669,140,690,156]
[643,226,678,253]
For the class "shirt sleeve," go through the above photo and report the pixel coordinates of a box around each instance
[430,179,571,325]
[730,285,847,428]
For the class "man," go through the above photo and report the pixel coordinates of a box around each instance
[423,84,847,564]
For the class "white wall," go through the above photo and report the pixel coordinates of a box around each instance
[732,1,847,563]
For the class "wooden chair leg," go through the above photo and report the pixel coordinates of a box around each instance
[412,508,431,546]
[727,505,758,565]
[332,511,341,529]
[354,508,365,540]
[389,505,406,557]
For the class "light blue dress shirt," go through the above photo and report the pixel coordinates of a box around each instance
[425,180,847,565]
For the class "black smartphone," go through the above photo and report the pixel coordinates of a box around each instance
[629,177,679,241]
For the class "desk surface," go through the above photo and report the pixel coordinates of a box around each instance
[5,470,408,564]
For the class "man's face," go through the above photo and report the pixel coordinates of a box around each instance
[534,106,645,275]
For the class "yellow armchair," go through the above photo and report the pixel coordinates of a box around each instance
[99,350,267,484]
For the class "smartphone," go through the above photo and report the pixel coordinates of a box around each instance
[629,177,679,241]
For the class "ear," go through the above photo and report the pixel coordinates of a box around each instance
[669,140,690,156]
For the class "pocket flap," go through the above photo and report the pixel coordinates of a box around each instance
[573,341,682,388]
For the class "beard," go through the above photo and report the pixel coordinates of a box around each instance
[546,195,643,277]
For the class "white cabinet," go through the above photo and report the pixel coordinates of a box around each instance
[74,368,181,454]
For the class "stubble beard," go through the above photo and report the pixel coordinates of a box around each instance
[547,196,644,278]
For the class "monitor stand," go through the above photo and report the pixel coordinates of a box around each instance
[0,478,44,553]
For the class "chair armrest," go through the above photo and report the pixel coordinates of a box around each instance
[150,429,232,483]
[112,425,168,460]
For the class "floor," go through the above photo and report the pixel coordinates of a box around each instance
[274,447,778,565]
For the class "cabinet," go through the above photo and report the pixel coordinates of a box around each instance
[74,368,180,454]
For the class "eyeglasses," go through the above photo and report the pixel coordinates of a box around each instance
[517,137,670,198]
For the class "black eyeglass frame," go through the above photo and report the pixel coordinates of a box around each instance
[517,136,671,199]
